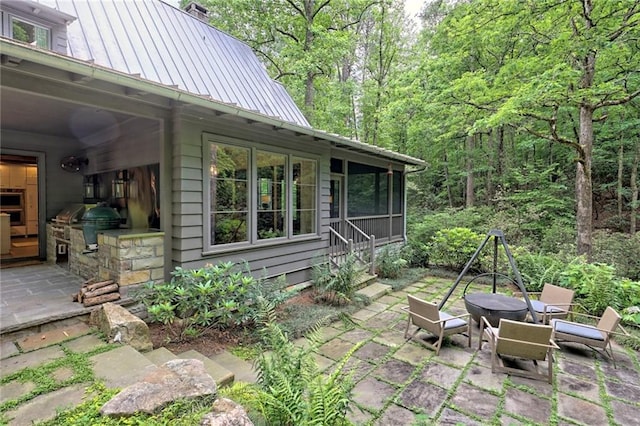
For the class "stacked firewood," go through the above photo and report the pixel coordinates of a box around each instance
[73,279,120,307]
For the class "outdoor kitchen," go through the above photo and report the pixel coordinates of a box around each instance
[46,164,164,289]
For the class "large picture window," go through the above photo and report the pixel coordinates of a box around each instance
[293,157,316,235]
[257,151,286,239]
[207,138,317,248]
[210,144,249,245]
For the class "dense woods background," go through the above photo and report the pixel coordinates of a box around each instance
[188,0,639,264]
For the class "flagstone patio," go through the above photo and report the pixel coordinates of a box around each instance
[304,276,640,425]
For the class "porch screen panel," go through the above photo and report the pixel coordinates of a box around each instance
[292,157,316,235]
[347,163,388,216]
[210,144,249,245]
[257,151,286,239]
[392,170,402,214]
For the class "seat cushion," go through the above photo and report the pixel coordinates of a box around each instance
[552,320,605,341]
[440,312,467,329]
[531,300,565,314]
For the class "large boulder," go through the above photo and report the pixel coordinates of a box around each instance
[90,302,152,352]
[200,398,254,426]
[101,358,217,416]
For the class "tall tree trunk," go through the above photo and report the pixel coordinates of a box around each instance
[466,134,475,208]
[576,103,594,259]
[631,141,639,234]
[576,1,595,260]
[618,143,624,217]
[443,151,453,208]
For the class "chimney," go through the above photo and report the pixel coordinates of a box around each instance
[184,2,209,22]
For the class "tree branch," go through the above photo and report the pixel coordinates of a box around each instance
[595,87,640,108]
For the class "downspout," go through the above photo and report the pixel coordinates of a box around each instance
[403,165,428,242]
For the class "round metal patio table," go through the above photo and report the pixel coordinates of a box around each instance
[464,292,528,327]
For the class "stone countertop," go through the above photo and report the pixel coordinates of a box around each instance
[100,228,164,239]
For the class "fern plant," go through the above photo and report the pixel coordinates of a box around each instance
[252,298,358,425]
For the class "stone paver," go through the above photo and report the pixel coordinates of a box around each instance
[341,328,375,344]
[0,380,36,404]
[3,384,86,426]
[318,338,354,361]
[0,340,19,359]
[393,342,432,365]
[557,393,608,425]
[90,345,157,389]
[373,403,416,425]
[610,399,640,426]
[62,334,106,353]
[17,322,91,352]
[353,341,391,363]
[604,380,640,403]
[0,345,64,378]
[52,366,75,383]
[504,387,551,424]
[558,375,600,400]
[439,407,481,426]
[449,382,499,419]
[352,377,397,412]
[397,379,447,417]
[372,358,415,385]
[464,364,504,392]
[419,361,462,389]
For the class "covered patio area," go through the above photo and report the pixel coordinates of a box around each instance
[1,263,93,335]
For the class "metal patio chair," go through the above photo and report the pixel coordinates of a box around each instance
[528,283,575,324]
[480,317,558,383]
[402,294,471,356]
[551,306,623,368]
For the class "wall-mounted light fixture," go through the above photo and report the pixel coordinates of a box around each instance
[83,175,96,199]
[387,163,394,175]
[112,170,128,199]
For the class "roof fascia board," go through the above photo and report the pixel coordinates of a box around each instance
[0,39,426,166]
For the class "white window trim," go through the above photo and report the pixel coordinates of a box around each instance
[202,133,320,252]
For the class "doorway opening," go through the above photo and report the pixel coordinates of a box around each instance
[1,153,40,266]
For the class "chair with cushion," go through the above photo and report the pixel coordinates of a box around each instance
[402,294,471,356]
[480,317,558,383]
[528,283,575,324]
[551,306,622,368]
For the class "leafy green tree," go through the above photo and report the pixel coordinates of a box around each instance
[418,0,640,258]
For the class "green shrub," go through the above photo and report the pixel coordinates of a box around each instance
[400,239,430,268]
[312,254,361,305]
[135,261,292,341]
[512,248,571,292]
[429,228,483,271]
[376,245,408,278]
[592,230,640,280]
[561,261,621,316]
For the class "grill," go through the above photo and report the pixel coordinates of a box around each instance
[51,204,86,257]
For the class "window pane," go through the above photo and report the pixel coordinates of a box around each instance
[392,171,402,214]
[11,18,50,48]
[210,144,249,245]
[257,151,286,239]
[347,162,388,216]
[293,157,316,235]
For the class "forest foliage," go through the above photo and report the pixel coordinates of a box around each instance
[195,0,639,253]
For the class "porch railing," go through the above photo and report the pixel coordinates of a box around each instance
[346,215,404,243]
[329,219,376,275]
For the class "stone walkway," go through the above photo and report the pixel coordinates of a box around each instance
[1,275,639,425]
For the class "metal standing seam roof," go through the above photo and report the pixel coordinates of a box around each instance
[42,0,310,127]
